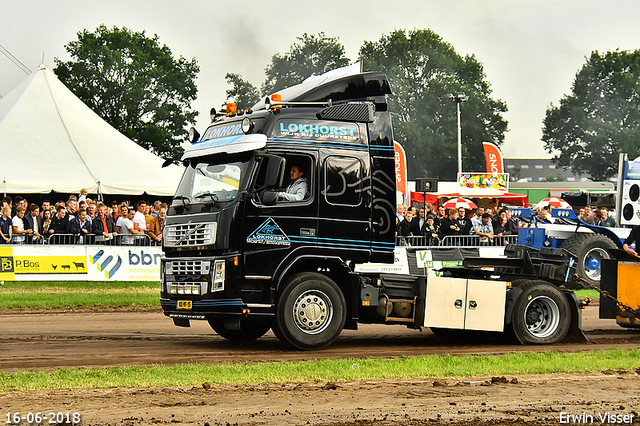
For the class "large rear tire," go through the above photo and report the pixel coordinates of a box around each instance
[506,280,571,344]
[273,273,346,350]
[208,318,272,341]
[561,234,616,288]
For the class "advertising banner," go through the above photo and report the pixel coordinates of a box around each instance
[458,173,509,192]
[482,142,504,174]
[0,245,162,281]
[394,141,408,200]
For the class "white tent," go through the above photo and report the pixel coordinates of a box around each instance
[0,65,184,196]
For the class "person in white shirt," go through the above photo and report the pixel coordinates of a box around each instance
[277,165,308,202]
[120,207,144,245]
[133,200,148,232]
[11,207,27,243]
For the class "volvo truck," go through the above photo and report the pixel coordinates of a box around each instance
[160,69,584,350]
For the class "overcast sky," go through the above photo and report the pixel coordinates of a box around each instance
[2,0,640,159]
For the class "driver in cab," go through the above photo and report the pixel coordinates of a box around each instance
[277,164,308,202]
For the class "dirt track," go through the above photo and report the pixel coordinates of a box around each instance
[1,304,639,371]
[1,305,640,425]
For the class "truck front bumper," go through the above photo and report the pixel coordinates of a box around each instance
[160,297,275,322]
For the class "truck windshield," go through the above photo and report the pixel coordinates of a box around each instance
[174,157,250,205]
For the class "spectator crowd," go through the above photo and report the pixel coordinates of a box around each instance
[394,201,618,246]
[0,189,167,246]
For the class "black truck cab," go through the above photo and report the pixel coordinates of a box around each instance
[161,71,397,349]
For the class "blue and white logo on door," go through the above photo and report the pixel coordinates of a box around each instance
[246,218,291,246]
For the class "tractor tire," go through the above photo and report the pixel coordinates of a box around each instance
[505,280,571,344]
[273,272,347,351]
[561,233,616,288]
[208,318,272,341]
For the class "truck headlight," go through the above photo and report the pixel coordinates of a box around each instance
[212,260,225,291]
[241,117,254,134]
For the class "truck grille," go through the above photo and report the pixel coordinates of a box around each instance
[166,260,211,275]
[164,223,217,247]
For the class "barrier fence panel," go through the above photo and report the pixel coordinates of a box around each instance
[441,235,518,247]
[396,234,518,247]
[42,234,156,246]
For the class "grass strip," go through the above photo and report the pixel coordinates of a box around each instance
[0,282,599,311]
[574,289,600,299]
[1,349,638,392]
[0,281,159,310]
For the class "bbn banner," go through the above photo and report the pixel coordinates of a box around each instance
[0,245,161,281]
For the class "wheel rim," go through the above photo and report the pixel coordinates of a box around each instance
[583,247,610,281]
[524,295,560,338]
[293,289,334,335]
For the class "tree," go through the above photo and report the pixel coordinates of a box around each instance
[262,32,351,95]
[224,72,259,112]
[223,32,350,111]
[542,50,640,181]
[360,29,508,180]
[54,25,199,159]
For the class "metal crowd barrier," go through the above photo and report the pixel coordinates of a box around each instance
[43,233,156,246]
[440,234,518,247]
[396,234,518,247]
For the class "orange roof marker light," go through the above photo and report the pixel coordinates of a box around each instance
[267,93,282,111]
[226,102,237,117]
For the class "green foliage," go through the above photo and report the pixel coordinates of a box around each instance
[262,32,350,95]
[54,24,199,159]
[543,173,566,182]
[543,50,640,181]
[360,29,508,180]
[224,72,260,111]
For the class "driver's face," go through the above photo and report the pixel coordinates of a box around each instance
[290,166,303,181]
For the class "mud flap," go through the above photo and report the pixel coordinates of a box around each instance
[562,291,588,343]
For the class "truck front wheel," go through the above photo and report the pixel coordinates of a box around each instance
[506,280,571,344]
[273,273,347,350]
[208,318,272,341]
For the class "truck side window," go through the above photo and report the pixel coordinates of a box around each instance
[252,155,312,205]
[324,156,362,206]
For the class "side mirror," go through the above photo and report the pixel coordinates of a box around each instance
[262,190,278,206]
[264,156,285,189]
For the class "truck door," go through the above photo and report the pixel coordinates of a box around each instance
[242,153,318,278]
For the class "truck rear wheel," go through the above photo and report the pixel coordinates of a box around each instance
[506,280,571,344]
[208,318,272,341]
[273,273,347,350]
[561,234,616,288]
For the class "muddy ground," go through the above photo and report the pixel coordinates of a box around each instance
[2,372,639,425]
[1,305,640,425]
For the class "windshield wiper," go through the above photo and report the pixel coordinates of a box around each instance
[193,191,216,200]
[172,195,190,208]
[194,191,226,208]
